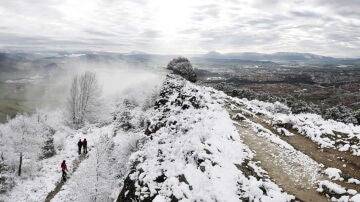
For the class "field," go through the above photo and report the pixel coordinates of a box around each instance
[194,58,360,111]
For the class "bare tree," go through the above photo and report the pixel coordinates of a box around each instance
[68,71,101,128]
[17,118,27,176]
[69,76,80,126]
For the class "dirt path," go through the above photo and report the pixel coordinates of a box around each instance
[228,101,360,192]
[44,154,87,202]
[228,108,329,202]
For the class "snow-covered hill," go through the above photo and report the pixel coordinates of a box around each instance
[1,73,359,202]
[117,74,294,201]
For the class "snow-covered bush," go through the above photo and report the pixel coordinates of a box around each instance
[355,110,360,124]
[90,135,114,202]
[273,101,291,114]
[285,97,321,114]
[167,57,197,82]
[247,100,291,115]
[0,153,14,193]
[324,105,358,124]
[113,99,146,133]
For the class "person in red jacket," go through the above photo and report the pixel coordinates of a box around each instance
[61,160,68,181]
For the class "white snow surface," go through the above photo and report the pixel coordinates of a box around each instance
[4,73,359,201]
[324,168,344,181]
[317,180,359,202]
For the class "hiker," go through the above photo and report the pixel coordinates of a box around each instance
[61,160,68,181]
[83,138,87,154]
[77,139,82,155]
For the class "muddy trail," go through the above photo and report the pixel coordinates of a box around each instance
[44,154,88,202]
[227,101,360,192]
[226,100,360,201]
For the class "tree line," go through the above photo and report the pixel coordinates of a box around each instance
[213,83,360,124]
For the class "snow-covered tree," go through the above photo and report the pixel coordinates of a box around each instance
[0,111,60,180]
[167,57,197,82]
[68,71,101,128]
[40,135,56,159]
[6,114,43,176]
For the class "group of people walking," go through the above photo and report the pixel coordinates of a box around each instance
[60,138,88,181]
[77,138,88,155]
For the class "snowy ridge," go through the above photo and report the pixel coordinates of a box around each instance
[117,75,294,201]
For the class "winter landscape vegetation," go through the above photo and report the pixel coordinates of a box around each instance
[0,0,360,202]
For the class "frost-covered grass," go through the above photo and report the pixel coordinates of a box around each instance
[118,75,294,201]
[237,99,360,155]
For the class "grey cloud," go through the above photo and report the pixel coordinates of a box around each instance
[0,33,50,45]
[141,30,161,38]
[198,28,280,49]
[0,33,127,48]
[0,0,62,18]
[0,0,359,57]
[290,11,322,18]
[85,30,118,37]
[314,0,360,17]
[196,4,220,18]
[191,4,221,21]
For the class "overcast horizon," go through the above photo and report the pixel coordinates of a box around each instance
[0,0,359,57]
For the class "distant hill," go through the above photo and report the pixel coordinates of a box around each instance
[1,51,359,68]
[198,51,340,63]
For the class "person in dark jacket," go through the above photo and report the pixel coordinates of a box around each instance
[61,160,68,181]
[83,138,87,154]
[77,139,82,155]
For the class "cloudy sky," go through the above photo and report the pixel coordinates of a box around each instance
[0,0,359,57]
